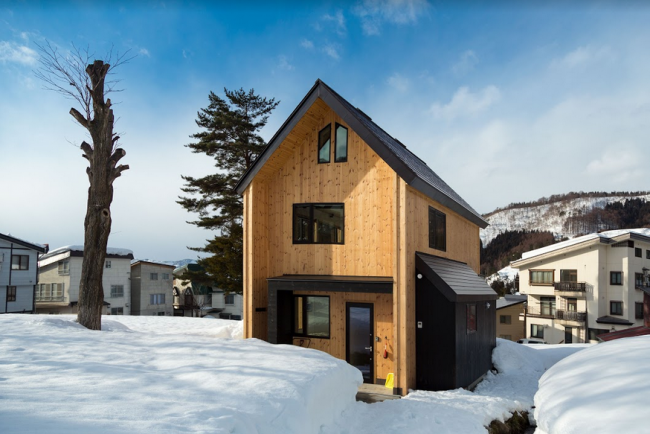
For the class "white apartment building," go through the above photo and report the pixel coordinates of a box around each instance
[37,245,133,315]
[1,233,47,314]
[130,260,175,316]
[512,229,650,344]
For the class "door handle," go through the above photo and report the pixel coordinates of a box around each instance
[365,346,373,351]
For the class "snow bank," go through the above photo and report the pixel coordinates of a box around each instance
[534,336,650,434]
[0,314,360,434]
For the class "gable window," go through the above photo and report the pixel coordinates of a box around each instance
[635,273,644,288]
[105,260,112,269]
[7,286,16,302]
[318,124,331,164]
[11,255,29,270]
[110,285,124,298]
[560,269,577,282]
[610,301,623,316]
[150,273,158,280]
[636,302,644,320]
[294,295,330,338]
[58,260,70,276]
[467,304,477,333]
[334,123,348,162]
[500,314,511,325]
[225,294,235,305]
[635,248,642,258]
[610,272,622,285]
[292,203,344,244]
[530,270,554,285]
[428,207,446,251]
[531,324,544,339]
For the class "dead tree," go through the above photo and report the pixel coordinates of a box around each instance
[35,42,132,330]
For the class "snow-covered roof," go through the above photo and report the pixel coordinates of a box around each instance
[516,228,650,262]
[496,294,527,310]
[40,245,134,261]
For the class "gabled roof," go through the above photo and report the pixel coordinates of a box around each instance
[235,79,488,229]
[496,294,527,310]
[0,232,47,253]
[415,252,497,302]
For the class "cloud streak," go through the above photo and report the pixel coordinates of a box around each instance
[430,85,501,120]
[353,0,429,36]
[0,40,38,65]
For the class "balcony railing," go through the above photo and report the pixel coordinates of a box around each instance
[556,309,586,322]
[35,295,65,302]
[553,282,587,292]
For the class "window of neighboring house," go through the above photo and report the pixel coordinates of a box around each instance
[38,284,51,300]
[105,260,111,268]
[499,315,511,325]
[588,328,608,341]
[225,294,235,305]
[530,270,554,285]
[150,273,158,280]
[647,250,650,260]
[318,124,331,164]
[157,312,165,316]
[610,301,623,316]
[467,304,477,333]
[292,203,344,244]
[636,302,644,320]
[560,269,577,282]
[334,123,348,162]
[11,255,29,270]
[540,296,556,316]
[567,298,577,312]
[294,295,330,338]
[635,248,642,258]
[499,335,512,340]
[610,272,623,285]
[162,273,170,280]
[7,286,16,302]
[52,283,64,299]
[111,307,123,315]
[635,273,644,287]
[150,293,165,305]
[428,207,446,252]
[110,285,124,298]
[184,289,193,306]
[531,324,544,339]
[58,261,70,276]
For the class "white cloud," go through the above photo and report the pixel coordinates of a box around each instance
[323,43,340,60]
[387,72,409,92]
[277,55,294,71]
[0,41,38,65]
[550,45,614,69]
[301,39,314,49]
[451,50,478,76]
[353,0,430,36]
[586,148,643,182]
[139,48,150,57]
[430,85,501,120]
[323,10,347,36]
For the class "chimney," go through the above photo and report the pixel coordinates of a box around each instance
[43,244,49,254]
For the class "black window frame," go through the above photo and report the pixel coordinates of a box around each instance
[610,271,623,285]
[560,269,577,282]
[499,314,511,325]
[635,273,644,287]
[531,324,544,339]
[225,294,235,305]
[11,255,29,270]
[292,203,344,245]
[334,123,348,163]
[646,250,650,260]
[635,302,644,320]
[317,124,331,164]
[7,286,17,302]
[635,247,642,258]
[428,207,446,252]
[610,301,623,316]
[466,303,477,333]
[293,295,331,339]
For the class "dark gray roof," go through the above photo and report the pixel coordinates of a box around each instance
[415,252,497,302]
[596,316,634,326]
[496,294,527,310]
[235,79,488,229]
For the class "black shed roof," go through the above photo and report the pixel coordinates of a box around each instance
[235,79,488,229]
[415,252,497,302]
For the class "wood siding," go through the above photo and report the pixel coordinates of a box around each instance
[496,304,526,342]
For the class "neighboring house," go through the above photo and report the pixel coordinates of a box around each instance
[235,79,496,394]
[211,290,243,320]
[130,260,175,316]
[0,233,47,314]
[172,263,212,317]
[511,229,650,344]
[36,245,133,315]
[495,294,527,342]
[600,285,650,342]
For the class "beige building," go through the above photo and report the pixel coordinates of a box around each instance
[37,245,133,315]
[512,229,650,344]
[130,260,175,316]
[496,294,526,342]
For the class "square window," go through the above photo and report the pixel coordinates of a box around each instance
[162,273,169,280]
[110,285,124,298]
[11,255,29,270]
[610,301,623,316]
[58,261,70,275]
[292,203,344,244]
[318,124,331,164]
[531,324,544,339]
[499,314,511,324]
[610,272,622,285]
[334,123,348,162]
[7,286,16,302]
[428,207,446,251]
[467,304,477,333]
[150,273,158,280]
[225,294,235,305]
[294,295,330,338]
[111,307,123,315]
[636,302,644,320]
[635,248,642,258]
[560,269,577,282]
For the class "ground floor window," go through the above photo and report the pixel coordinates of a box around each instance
[294,295,330,338]
[111,307,123,315]
[466,304,477,333]
[150,293,165,305]
[531,324,544,339]
[499,334,512,340]
[588,328,608,341]
[7,286,16,302]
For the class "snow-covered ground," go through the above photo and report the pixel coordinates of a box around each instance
[1,315,624,434]
[534,335,650,434]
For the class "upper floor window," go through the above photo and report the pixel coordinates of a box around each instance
[150,293,165,305]
[540,296,556,316]
[293,203,344,244]
[110,285,124,298]
[11,255,29,270]
[500,315,512,324]
[334,123,348,162]
[162,273,170,280]
[560,269,577,282]
[105,260,112,268]
[318,124,331,164]
[610,271,623,285]
[428,207,446,251]
[150,273,158,280]
[635,273,644,287]
[646,250,650,259]
[636,302,644,320]
[635,248,642,258]
[530,270,554,285]
[610,301,623,316]
[58,260,70,276]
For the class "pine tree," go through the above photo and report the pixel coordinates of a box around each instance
[178,88,278,294]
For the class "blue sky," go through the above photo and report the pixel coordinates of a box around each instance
[2,1,650,260]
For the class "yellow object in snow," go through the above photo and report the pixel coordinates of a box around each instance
[385,373,394,389]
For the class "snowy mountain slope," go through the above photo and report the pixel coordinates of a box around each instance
[480,193,650,246]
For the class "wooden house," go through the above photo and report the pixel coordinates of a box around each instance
[235,80,497,395]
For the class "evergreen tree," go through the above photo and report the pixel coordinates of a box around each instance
[178,88,279,294]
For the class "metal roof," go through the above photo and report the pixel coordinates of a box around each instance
[596,316,634,326]
[496,294,527,310]
[415,252,497,302]
[235,79,488,229]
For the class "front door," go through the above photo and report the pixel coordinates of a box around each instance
[346,303,374,383]
[565,327,573,344]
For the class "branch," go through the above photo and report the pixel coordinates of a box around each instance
[109,164,129,183]
[70,107,89,128]
[80,141,93,161]
[109,148,126,166]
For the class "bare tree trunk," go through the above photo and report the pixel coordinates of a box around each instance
[76,61,128,330]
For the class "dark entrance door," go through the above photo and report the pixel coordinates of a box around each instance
[565,327,573,344]
[346,303,374,383]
